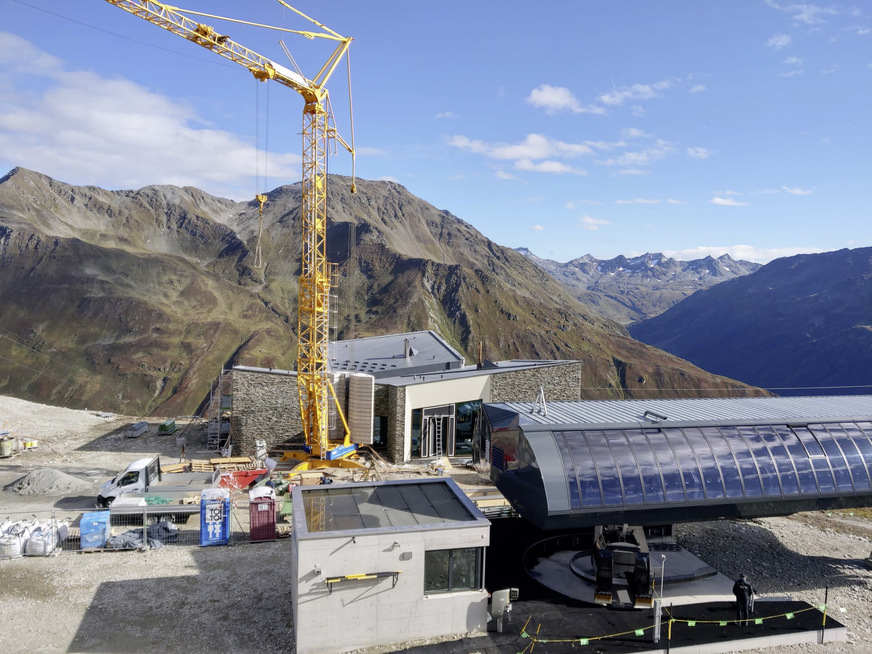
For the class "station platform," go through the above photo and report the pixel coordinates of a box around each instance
[404,516,847,654]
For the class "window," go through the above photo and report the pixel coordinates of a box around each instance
[118,471,139,487]
[424,547,483,593]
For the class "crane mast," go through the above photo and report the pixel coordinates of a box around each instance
[103,0,357,465]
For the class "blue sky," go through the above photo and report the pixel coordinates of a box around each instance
[1,1,869,263]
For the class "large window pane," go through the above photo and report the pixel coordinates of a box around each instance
[607,431,644,505]
[424,549,450,592]
[424,548,481,593]
[686,428,725,500]
[664,429,705,500]
[647,431,686,501]
[703,427,744,499]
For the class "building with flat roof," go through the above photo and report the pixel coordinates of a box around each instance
[482,395,872,530]
[230,331,582,462]
[290,478,491,654]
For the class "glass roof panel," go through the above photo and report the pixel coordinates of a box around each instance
[664,428,705,500]
[630,430,665,504]
[685,427,724,500]
[586,430,623,507]
[646,430,686,502]
[703,427,744,499]
[757,426,800,496]
[830,425,870,491]
[811,426,854,491]
[606,431,645,505]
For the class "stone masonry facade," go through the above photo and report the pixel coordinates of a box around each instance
[489,362,583,403]
[230,368,302,456]
[231,361,581,461]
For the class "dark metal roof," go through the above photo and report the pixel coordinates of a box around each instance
[293,478,488,538]
[484,396,872,529]
[328,330,464,379]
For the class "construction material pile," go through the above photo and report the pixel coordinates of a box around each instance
[3,469,93,495]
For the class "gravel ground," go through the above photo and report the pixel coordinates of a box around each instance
[3,395,872,654]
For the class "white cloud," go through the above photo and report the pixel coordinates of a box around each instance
[378,175,400,183]
[515,159,587,175]
[526,84,606,115]
[845,26,870,35]
[615,198,660,205]
[820,64,840,74]
[690,84,707,93]
[663,244,821,264]
[615,168,651,176]
[687,147,712,159]
[494,170,517,180]
[0,33,298,200]
[599,140,676,167]
[781,68,805,77]
[621,127,651,138]
[764,1,840,26]
[580,215,610,231]
[784,56,803,65]
[435,111,457,119]
[667,198,688,205]
[711,196,748,206]
[767,33,792,49]
[782,185,813,195]
[598,79,674,106]
[530,224,544,231]
[449,133,594,161]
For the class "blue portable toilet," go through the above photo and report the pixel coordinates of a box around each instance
[80,511,111,550]
[200,488,230,546]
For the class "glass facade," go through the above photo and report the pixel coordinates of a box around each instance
[552,422,872,509]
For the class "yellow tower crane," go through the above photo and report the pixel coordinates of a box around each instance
[103,0,359,467]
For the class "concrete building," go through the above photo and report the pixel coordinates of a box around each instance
[290,478,491,654]
[229,331,582,462]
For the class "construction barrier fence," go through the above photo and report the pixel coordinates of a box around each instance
[0,497,289,557]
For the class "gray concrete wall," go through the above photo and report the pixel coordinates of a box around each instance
[292,518,489,654]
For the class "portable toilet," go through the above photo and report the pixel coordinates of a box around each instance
[200,488,230,546]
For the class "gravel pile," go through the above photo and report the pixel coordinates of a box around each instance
[3,469,94,495]
[676,515,872,653]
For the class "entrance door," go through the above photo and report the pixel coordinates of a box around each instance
[420,405,456,458]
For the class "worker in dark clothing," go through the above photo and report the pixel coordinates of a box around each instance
[732,573,755,625]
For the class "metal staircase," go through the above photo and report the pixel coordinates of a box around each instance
[206,370,232,451]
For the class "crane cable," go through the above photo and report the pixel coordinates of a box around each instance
[253,80,270,269]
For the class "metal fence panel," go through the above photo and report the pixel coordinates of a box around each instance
[0,498,291,558]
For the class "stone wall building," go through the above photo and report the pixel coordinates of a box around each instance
[229,331,581,464]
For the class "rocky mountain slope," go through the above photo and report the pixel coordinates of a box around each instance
[0,167,760,415]
[629,247,872,394]
[519,249,761,324]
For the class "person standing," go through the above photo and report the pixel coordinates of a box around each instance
[732,573,755,625]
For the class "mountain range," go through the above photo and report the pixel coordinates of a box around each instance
[629,247,872,395]
[0,167,758,415]
[518,249,761,324]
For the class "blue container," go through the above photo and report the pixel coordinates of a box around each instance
[199,488,230,546]
[80,510,111,549]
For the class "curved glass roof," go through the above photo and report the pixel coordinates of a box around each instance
[484,397,872,529]
[552,423,872,510]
